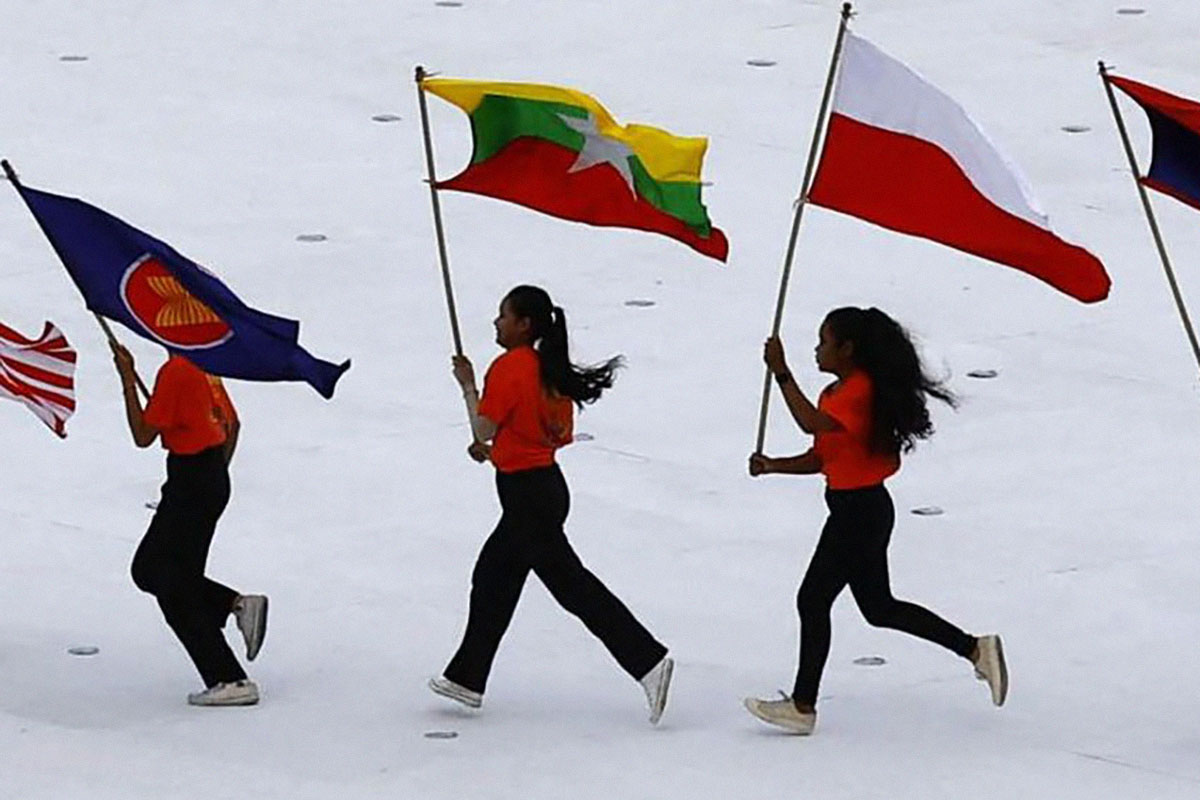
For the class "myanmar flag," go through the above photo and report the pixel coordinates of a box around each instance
[423,78,728,262]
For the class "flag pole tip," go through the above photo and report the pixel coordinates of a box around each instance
[841,2,853,18]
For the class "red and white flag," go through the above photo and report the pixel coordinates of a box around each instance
[808,34,1110,303]
[0,320,77,437]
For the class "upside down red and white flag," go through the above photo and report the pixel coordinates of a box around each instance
[808,33,1111,303]
[0,320,77,437]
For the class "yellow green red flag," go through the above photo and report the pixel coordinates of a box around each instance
[422,78,728,262]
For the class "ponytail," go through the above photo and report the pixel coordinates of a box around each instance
[504,286,622,406]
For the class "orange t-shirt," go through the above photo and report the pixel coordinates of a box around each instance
[478,346,573,473]
[143,355,232,455]
[813,370,899,490]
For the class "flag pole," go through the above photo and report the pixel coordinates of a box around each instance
[1099,62,1200,377]
[92,313,150,400]
[1,158,150,399]
[414,66,465,358]
[754,2,853,454]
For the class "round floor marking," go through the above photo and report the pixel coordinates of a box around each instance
[911,506,944,516]
[424,730,459,739]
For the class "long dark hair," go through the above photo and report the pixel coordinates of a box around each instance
[823,306,956,455]
[504,285,622,407]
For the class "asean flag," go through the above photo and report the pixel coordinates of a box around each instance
[808,34,1110,304]
[11,180,349,398]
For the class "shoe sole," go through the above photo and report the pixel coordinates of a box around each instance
[649,657,674,725]
[428,678,482,709]
[742,698,814,735]
[245,597,267,662]
[991,635,1008,707]
[188,695,259,707]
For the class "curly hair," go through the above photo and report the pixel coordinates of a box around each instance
[823,307,956,454]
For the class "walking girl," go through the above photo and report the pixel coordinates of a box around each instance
[112,343,268,706]
[430,285,673,724]
[744,307,1007,735]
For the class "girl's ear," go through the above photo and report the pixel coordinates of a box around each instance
[839,339,855,361]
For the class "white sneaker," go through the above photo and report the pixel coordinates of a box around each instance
[973,634,1008,706]
[187,679,259,707]
[428,676,482,709]
[638,656,674,725]
[233,594,268,661]
[743,692,816,735]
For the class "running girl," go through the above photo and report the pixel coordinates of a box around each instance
[112,343,267,706]
[430,285,673,724]
[744,307,1007,735]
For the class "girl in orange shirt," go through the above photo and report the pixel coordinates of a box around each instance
[743,307,1007,735]
[429,285,673,724]
[111,344,267,707]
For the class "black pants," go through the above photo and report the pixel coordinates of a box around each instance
[131,446,245,688]
[444,464,667,694]
[793,485,975,705]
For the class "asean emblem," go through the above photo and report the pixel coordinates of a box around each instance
[120,254,233,349]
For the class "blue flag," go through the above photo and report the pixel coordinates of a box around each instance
[12,181,350,398]
[1110,74,1200,213]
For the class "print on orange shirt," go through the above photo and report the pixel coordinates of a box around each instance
[813,370,899,490]
[143,355,231,455]
[477,346,573,473]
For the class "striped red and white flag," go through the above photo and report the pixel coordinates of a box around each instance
[0,320,77,437]
[808,34,1111,303]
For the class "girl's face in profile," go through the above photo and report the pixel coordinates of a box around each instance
[814,322,853,375]
[494,298,532,349]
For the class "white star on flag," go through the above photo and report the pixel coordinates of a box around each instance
[557,113,637,196]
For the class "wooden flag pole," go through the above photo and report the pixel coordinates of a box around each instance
[754,2,853,454]
[1,158,150,399]
[414,65,465,358]
[1099,62,1200,377]
[93,313,150,400]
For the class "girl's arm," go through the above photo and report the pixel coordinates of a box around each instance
[111,343,159,448]
[453,355,498,442]
[223,416,240,464]
[764,337,840,434]
[749,450,822,476]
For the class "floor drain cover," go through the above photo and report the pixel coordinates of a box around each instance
[966,369,998,379]
[68,646,100,656]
